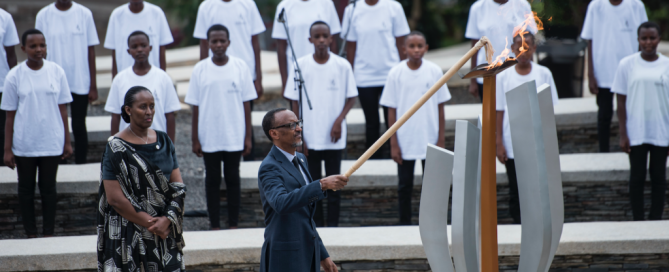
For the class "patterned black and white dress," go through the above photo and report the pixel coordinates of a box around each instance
[97,133,187,272]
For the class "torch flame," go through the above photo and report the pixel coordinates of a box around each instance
[486,11,544,70]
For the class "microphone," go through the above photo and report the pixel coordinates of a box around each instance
[278,8,286,23]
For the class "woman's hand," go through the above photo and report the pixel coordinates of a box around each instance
[3,149,15,169]
[148,216,171,239]
[496,143,507,164]
[391,143,402,165]
[192,139,204,157]
[62,143,73,160]
[619,134,631,154]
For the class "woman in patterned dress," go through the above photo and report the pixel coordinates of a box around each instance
[97,86,186,271]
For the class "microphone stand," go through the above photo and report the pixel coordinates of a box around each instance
[278,8,312,153]
[338,0,357,58]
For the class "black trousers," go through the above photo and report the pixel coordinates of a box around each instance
[70,93,89,164]
[203,150,242,228]
[477,83,484,102]
[505,159,521,224]
[0,93,5,166]
[242,100,255,161]
[397,159,425,225]
[307,149,342,227]
[358,86,388,159]
[596,88,614,152]
[15,156,60,235]
[629,144,668,220]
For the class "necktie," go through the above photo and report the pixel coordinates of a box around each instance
[292,157,306,184]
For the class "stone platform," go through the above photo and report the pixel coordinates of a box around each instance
[1,221,668,271]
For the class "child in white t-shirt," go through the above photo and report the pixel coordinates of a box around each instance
[0,8,19,167]
[272,0,341,93]
[104,0,173,77]
[1,29,73,237]
[380,31,451,225]
[185,24,257,230]
[341,0,411,159]
[105,31,181,142]
[283,21,357,227]
[612,22,669,221]
[581,0,648,152]
[465,0,531,100]
[36,0,99,164]
[495,32,558,224]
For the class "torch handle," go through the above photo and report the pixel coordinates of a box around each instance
[343,38,491,177]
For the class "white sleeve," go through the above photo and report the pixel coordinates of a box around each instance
[436,69,451,103]
[57,68,73,104]
[392,2,410,37]
[193,3,208,39]
[344,61,358,98]
[35,10,46,33]
[157,9,174,46]
[580,2,594,40]
[379,70,398,108]
[546,70,559,106]
[341,5,355,41]
[104,77,123,114]
[326,1,342,35]
[162,74,182,113]
[249,1,267,35]
[240,62,258,101]
[85,9,100,46]
[611,59,629,96]
[283,66,298,100]
[495,72,506,111]
[0,72,18,111]
[464,3,481,40]
[103,11,117,49]
[3,14,19,47]
[637,1,648,23]
[271,2,287,39]
[184,65,200,106]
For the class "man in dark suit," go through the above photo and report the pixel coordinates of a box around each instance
[258,108,349,272]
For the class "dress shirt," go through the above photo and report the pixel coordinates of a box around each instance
[277,146,311,186]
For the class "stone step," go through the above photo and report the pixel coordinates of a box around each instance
[1,221,667,272]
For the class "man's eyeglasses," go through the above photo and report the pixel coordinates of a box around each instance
[271,120,303,130]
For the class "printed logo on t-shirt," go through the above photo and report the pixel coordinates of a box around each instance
[228,82,239,93]
[621,19,633,32]
[236,14,246,26]
[327,79,337,91]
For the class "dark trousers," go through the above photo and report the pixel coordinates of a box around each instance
[70,93,89,164]
[477,83,484,102]
[358,86,389,159]
[0,93,5,166]
[596,88,614,152]
[505,159,521,224]
[629,144,668,220]
[307,149,342,227]
[203,150,242,228]
[397,159,425,225]
[242,100,255,161]
[15,156,60,235]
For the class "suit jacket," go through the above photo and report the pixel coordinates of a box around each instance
[258,145,329,272]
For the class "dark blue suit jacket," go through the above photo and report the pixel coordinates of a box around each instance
[258,145,329,272]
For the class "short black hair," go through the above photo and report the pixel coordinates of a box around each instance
[262,108,289,141]
[309,21,330,36]
[127,31,150,46]
[22,29,44,47]
[513,32,536,45]
[207,24,230,40]
[638,21,661,37]
[121,86,153,123]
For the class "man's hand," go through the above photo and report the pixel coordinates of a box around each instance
[319,175,348,191]
[147,216,171,240]
[391,143,402,165]
[4,149,15,169]
[62,143,73,160]
[496,143,507,164]
[320,257,338,272]
[330,119,342,143]
[619,134,631,154]
[588,74,599,95]
[88,87,99,103]
[242,136,252,157]
[254,80,264,99]
[192,140,204,157]
[468,79,479,98]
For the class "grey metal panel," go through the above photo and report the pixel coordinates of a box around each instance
[537,83,565,272]
[506,80,553,272]
[451,120,480,272]
[419,144,455,272]
[476,115,483,272]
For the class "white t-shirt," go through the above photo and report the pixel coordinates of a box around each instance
[271,0,341,75]
[380,59,451,160]
[496,62,558,159]
[341,0,410,87]
[193,0,266,80]
[104,2,174,72]
[611,53,669,147]
[580,0,648,88]
[0,61,73,157]
[465,0,532,84]
[36,2,100,95]
[283,53,357,150]
[104,65,181,132]
[185,56,258,152]
[0,9,19,93]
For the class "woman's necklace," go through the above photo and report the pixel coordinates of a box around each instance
[128,127,148,144]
